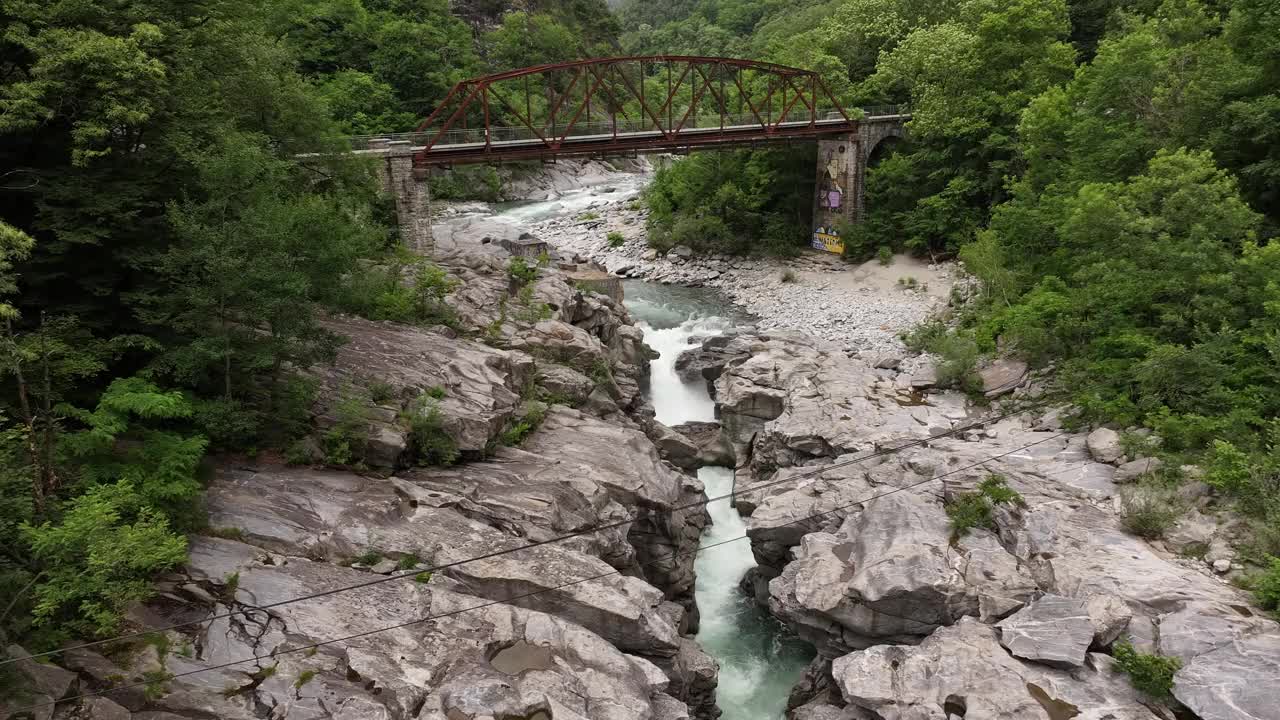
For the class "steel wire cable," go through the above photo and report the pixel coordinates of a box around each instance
[7,432,1067,714]
[1,382,1056,669]
[1,382,1056,668]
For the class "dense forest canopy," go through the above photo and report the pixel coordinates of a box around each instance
[2,0,1280,663]
[0,0,621,652]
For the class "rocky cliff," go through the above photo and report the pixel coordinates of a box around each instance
[2,238,718,720]
[681,331,1280,720]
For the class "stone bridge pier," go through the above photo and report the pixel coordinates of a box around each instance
[370,139,433,255]
[811,120,905,254]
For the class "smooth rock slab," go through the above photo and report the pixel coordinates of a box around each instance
[1173,630,1280,720]
[997,594,1094,668]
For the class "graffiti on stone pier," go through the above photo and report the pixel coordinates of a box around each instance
[812,226,844,255]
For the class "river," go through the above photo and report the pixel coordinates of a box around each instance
[453,174,815,718]
[624,281,814,720]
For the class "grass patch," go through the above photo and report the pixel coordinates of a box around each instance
[607,231,625,247]
[414,571,433,583]
[877,246,893,266]
[294,669,317,690]
[945,475,1024,539]
[396,554,420,571]
[579,211,600,221]
[780,269,798,283]
[1119,486,1182,539]
[353,550,381,566]
[207,526,245,541]
[1112,640,1180,699]
[368,379,396,405]
[500,404,548,447]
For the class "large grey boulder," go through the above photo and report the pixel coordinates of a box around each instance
[154,537,689,720]
[714,333,956,472]
[642,419,703,470]
[1,644,77,720]
[203,467,681,656]
[996,595,1094,668]
[407,407,706,622]
[671,420,735,467]
[1086,427,1124,463]
[314,315,534,466]
[979,358,1029,398]
[1112,456,1163,483]
[831,618,1161,720]
[1173,630,1280,720]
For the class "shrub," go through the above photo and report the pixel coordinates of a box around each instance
[321,390,370,467]
[367,380,396,405]
[396,554,420,571]
[500,403,547,447]
[414,571,433,583]
[579,211,600,221]
[945,476,1023,539]
[877,246,894,265]
[1119,487,1182,539]
[1250,557,1280,612]
[512,284,553,323]
[606,231,625,247]
[1112,641,1181,698]
[508,257,539,284]
[405,396,459,466]
[354,550,381,566]
[780,269,798,283]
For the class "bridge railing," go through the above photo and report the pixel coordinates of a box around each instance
[341,105,908,153]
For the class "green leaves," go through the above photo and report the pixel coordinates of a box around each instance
[22,480,188,637]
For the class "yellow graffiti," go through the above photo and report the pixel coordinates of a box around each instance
[811,228,844,255]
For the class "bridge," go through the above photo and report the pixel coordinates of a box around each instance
[358,57,907,254]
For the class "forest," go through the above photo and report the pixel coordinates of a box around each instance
[2,0,1279,661]
[0,0,621,652]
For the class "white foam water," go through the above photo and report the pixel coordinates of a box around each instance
[627,285,812,720]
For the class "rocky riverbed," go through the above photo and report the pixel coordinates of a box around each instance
[434,160,961,358]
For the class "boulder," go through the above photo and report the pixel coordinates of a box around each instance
[1086,427,1124,463]
[671,420,735,467]
[406,407,706,617]
[670,245,694,260]
[1174,630,1280,720]
[1,644,77,720]
[536,363,595,405]
[1163,509,1219,554]
[832,618,1161,720]
[314,315,534,467]
[643,420,703,470]
[996,595,1094,668]
[165,538,691,720]
[1085,594,1132,648]
[202,468,682,656]
[909,365,938,389]
[1113,456,1164,483]
[979,358,1029,398]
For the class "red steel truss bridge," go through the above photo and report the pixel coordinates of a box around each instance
[345,56,908,169]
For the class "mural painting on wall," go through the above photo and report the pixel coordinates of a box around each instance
[812,226,844,254]
[818,146,845,212]
[814,143,847,254]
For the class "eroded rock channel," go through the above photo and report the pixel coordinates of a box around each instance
[8,162,1277,720]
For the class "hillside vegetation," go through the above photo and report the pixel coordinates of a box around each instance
[0,0,619,652]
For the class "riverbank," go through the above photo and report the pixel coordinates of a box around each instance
[440,163,962,358]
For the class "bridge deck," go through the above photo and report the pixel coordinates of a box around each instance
[351,114,908,166]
